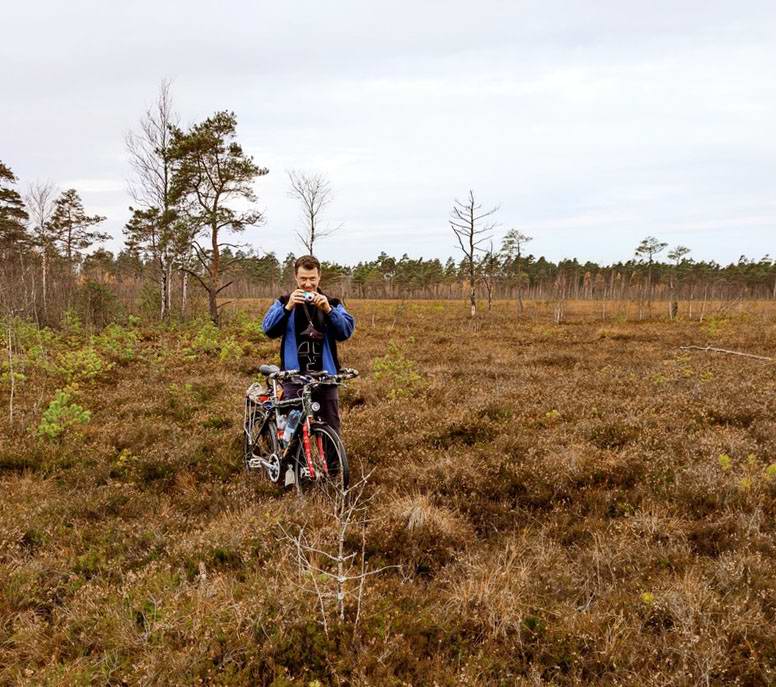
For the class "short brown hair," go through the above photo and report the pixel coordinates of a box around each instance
[294,255,320,273]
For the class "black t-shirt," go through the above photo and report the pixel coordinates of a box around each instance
[295,303,326,372]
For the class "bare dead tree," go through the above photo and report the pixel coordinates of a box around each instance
[0,257,36,423]
[125,79,187,320]
[279,471,399,637]
[3,314,15,424]
[679,345,774,362]
[553,271,567,324]
[449,190,499,317]
[24,181,58,317]
[287,170,341,254]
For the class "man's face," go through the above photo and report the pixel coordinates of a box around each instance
[295,266,321,292]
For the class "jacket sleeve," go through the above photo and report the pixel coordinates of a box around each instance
[326,303,355,341]
[262,300,290,338]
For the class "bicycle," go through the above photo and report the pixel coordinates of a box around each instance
[243,365,358,493]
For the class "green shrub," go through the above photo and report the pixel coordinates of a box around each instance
[0,369,26,389]
[229,311,265,341]
[371,341,425,400]
[0,320,58,375]
[188,321,244,363]
[191,321,221,354]
[55,347,112,384]
[61,308,82,334]
[0,360,26,388]
[37,389,92,440]
[702,315,729,337]
[95,323,139,363]
[218,336,243,363]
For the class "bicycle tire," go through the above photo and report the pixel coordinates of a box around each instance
[294,422,349,493]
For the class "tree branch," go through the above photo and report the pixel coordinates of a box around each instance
[679,345,774,362]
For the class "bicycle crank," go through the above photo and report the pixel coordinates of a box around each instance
[248,453,281,482]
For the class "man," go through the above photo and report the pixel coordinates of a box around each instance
[261,255,355,434]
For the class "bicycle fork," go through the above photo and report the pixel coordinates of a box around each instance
[301,419,329,480]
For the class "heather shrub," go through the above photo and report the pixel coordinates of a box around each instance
[372,494,473,575]
[1,301,774,685]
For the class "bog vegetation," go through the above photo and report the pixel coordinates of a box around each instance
[0,298,775,685]
[2,83,776,684]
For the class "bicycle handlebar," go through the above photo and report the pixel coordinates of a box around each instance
[268,368,359,385]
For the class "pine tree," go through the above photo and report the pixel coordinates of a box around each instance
[50,189,108,263]
[169,111,269,325]
[0,161,30,254]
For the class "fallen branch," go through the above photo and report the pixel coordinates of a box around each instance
[679,345,774,362]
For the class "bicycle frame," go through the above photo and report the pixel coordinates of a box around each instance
[245,368,357,484]
[267,375,338,476]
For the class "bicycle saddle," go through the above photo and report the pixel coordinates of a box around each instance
[259,364,280,376]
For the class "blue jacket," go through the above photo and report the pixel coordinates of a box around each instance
[261,292,355,374]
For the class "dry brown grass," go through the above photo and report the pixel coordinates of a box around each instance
[0,300,775,685]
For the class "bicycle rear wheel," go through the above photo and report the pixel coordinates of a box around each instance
[245,415,282,483]
[294,422,349,492]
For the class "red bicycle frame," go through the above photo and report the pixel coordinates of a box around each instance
[301,418,329,479]
[302,419,316,479]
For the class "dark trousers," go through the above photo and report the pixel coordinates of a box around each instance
[282,383,341,435]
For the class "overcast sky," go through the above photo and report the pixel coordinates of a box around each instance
[3,1,775,266]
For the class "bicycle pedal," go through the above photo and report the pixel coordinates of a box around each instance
[248,458,263,470]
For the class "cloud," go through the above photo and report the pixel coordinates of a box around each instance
[2,0,775,267]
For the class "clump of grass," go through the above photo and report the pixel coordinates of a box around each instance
[373,494,473,576]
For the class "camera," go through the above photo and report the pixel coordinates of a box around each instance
[303,291,316,303]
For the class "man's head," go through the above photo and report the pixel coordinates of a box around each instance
[294,255,321,292]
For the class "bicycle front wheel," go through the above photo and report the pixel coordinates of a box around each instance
[295,422,349,492]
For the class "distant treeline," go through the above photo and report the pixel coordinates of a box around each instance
[2,236,774,327]
[2,150,774,328]
[232,249,776,302]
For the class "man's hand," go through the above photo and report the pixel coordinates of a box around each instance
[285,289,306,311]
[312,293,332,314]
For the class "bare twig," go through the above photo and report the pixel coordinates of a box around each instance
[277,468,400,632]
[679,345,774,362]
